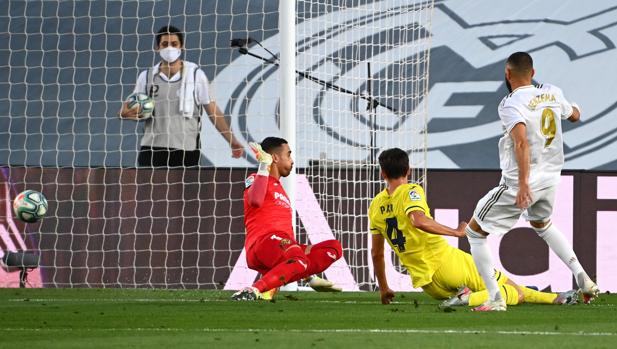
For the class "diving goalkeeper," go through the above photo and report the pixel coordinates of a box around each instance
[369,148,578,308]
[232,137,342,301]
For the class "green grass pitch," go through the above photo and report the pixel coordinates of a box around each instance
[0,288,615,348]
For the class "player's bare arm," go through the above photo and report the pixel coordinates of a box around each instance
[408,211,466,238]
[205,102,244,158]
[510,122,532,209]
[371,234,395,304]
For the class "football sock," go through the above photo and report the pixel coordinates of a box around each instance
[520,286,558,304]
[467,226,503,302]
[468,284,520,307]
[534,223,585,276]
[302,240,342,277]
[252,245,309,292]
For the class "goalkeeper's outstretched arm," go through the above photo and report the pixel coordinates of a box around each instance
[247,176,268,207]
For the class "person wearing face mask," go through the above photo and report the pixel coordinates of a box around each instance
[119,25,244,167]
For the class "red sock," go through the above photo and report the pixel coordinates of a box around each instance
[303,239,342,277]
[252,245,310,292]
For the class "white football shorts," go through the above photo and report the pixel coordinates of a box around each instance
[473,183,556,235]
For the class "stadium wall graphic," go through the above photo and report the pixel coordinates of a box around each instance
[2,1,617,169]
[2,168,616,292]
[211,1,617,169]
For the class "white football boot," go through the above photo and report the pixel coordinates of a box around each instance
[472,298,507,312]
[576,272,599,304]
[440,286,471,308]
[308,276,342,292]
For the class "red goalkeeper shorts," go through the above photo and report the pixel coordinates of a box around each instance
[246,232,306,275]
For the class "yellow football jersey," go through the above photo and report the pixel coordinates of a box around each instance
[369,183,453,288]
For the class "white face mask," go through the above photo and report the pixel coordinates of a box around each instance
[159,47,182,63]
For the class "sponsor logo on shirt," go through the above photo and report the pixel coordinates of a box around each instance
[409,190,421,201]
[274,191,292,209]
[245,175,255,188]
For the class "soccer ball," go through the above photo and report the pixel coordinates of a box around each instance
[126,92,155,120]
[13,190,48,223]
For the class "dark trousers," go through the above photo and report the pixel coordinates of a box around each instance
[138,146,201,167]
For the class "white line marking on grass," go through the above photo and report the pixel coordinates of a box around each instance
[0,328,614,336]
[5,298,389,305]
[7,298,216,303]
[5,298,616,307]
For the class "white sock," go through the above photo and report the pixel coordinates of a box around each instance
[466,226,502,302]
[534,222,585,277]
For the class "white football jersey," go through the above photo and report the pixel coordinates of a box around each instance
[497,83,574,190]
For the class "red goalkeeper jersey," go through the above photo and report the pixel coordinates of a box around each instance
[243,173,294,250]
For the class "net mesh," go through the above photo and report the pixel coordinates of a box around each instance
[0,0,433,289]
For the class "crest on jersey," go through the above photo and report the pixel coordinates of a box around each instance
[245,175,255,188]
[409,190,422,201]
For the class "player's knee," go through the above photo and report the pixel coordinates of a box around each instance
[465,225,487,243]
[325,240,342,260]
[310,240,343,261]
[507,281,526,303]
[530,219,551,232]
[518,290,525,303]
[283,245,310,271]
[282,243,303,257]
[287,254,310,272]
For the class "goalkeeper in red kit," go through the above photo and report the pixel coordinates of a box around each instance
[231,137,343,301]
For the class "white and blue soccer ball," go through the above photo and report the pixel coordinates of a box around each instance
[126,92,155,120]
[13,190,48,223]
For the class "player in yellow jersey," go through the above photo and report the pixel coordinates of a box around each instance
[369,148,578,309]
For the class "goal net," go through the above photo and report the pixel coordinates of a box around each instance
[0,0,432,290]
[295,0,431,290]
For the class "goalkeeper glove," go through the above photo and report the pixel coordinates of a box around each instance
[249,142,272,176]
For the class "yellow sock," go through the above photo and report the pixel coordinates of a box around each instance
[468,290,488,307]
[468,285,521,306]
[521,287,558,304]
[260,287,279,300]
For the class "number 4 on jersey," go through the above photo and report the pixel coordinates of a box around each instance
[385,217,406,252]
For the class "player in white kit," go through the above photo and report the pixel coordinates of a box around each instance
[465,52,599,311]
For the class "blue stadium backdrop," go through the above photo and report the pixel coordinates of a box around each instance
[2,0,617,169]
